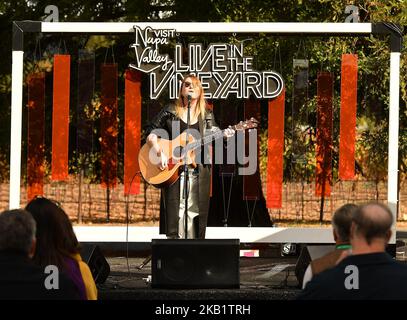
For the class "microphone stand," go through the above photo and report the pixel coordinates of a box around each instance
[183,95,191,239]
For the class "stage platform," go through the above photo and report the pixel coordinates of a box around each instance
[97,256,301,300]
[93,236,407,300]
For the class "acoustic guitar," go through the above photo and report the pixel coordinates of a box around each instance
[138,118,258,188]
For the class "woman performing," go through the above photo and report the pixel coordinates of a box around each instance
[144,74,234,239]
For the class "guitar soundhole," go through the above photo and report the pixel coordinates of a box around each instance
[172,146,184,160]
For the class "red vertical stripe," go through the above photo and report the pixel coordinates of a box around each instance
[267,89,285,208]
[52,55,70,181]
[243,99,261,200]
[100,63,118,189]
[315,72,333,197]
[27,73,45,201]
[124,69,142,195]
[339,54,358,180]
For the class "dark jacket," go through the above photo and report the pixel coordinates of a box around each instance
[298,252,407,300]
[310,248,346,276]
[144,104,219,238]
[0,250,80,300]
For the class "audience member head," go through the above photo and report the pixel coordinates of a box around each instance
[25,197,80,269]
[332,204,358,244]
[351,203,393,252]
[0,209,36,258]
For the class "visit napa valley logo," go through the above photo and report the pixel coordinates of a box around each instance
[129,26,284,100]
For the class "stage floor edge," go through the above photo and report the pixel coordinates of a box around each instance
[73,226,341,243]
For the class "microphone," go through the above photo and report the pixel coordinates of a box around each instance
[187,93,192,102]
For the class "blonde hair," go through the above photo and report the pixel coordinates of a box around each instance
[175,75,207,121]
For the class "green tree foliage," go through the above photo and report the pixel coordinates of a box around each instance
[211,0,406,183]
[0,0,405,186]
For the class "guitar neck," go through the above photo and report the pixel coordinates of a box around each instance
[186,128,225,151]
[184,121,255,152]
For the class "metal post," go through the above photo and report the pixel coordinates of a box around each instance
[9,50,24,209]
[387,51,400,242]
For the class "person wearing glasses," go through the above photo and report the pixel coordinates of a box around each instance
[144,74,234,239]
[25,197,98,300]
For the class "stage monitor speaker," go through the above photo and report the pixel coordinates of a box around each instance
[80,244,110,284]
[152,239,240,289]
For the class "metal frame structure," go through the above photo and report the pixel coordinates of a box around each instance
[10,21,403,243]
